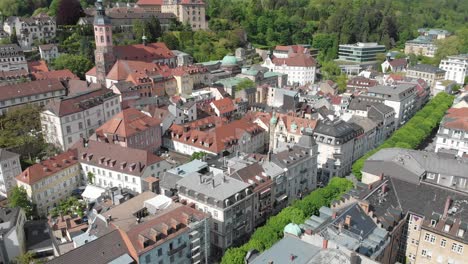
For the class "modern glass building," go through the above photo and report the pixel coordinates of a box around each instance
[338,42,386,63]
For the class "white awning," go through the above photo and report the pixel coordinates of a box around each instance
[82,185,106,201]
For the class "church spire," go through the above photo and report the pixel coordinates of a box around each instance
[93,0,115,86]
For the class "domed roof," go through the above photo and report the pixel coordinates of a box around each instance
[284,223,302,236]
[221,55,238,66]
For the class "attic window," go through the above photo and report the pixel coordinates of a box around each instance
[444,224,451,232]
[458,229,465,237]
[430,220,437,227]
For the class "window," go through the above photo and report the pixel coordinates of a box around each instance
[458,229,465,237]
[66,126,71,133]
[68,137,72,144]
[78,122,83,130]
[424,233,436,244]
[145,255,151,263]
[440,239,446,248]
[452,243,463,254]
[157,248,162,256]
[430,219,437,227]
[214,222,218,231]
[421,249,428,256]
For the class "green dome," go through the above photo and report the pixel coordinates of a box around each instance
[284,223,302,236]
[221,55,238,66]
[291,122,298,130]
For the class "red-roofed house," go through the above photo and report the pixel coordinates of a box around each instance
[262,47,316,85]
[136,0,162,12]
[210,97,236,117]
[28,60,49,73]
[32,69,79,81]
[94,108,162,151]
[114,42,176,66]
[16,149,81,215]
[166,116,266,155]
[435,107,468,156]
[0,69,30,86]
[41,89,121,150]
[381,58,408,73]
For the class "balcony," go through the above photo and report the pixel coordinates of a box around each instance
[167,242,187,256]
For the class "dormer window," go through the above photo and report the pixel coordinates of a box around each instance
[430,219,437,227]
[444,224,451,232]
[458,229,465,237]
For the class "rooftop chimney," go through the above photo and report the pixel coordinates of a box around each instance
[443,196,452,218]
[345,215,352,228]
[322,239,328,249]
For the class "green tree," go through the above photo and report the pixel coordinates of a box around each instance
[87,171,95,184]
[14,251,35,264]
[336,75,348,93]
[52,54,93,79]
[161,32,180,50]
[9,187,34,218]
[190,151,207,161]
[235,78,256,91]
[321,61,341,81]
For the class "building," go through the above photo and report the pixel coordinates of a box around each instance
[38,44,59,63]
[266,112,318,148]
[262,46,317,86]
[365,84,417,127]
[362,148,468,193]
[160,159,209,196]
[93,0,116,84]
[79,7,176,32]
[136,0,163,13]
[161,0,207,30]
[0,69,30,86]
[48,214,89,255]
[266,87,299,108]
[313,119,361,180]
[417,28,451,40]
[0,208,26,264]
[167,99,197,124]
[360,152,468,264]
[0,44,28,72]
[176,168,254,256]
[16,149,81,215]
[435,107,468,157]
[0,149,21,197]
[93,108,162,152]
[40,88,121,151]
[0,79,67,115]
[46,229,134,264]
[210,97,236,118]
[165,116,266,156]
[381,56,408,73]
[406,64,446,88]
[5,14,56,50]
[404,36,438,57]
[439,54,468,84]
[338,42,386,63]
[433,80,457,96]
[75,140,169,193]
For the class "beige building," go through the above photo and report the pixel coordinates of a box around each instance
[16,149,81,216]
[406,64,446,88]
[161,0,207,30]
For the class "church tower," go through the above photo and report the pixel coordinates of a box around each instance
[93,0,115,85]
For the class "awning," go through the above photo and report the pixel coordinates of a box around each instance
[275,194,288,202]
[81,185,106,201]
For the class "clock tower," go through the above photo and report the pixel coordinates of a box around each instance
[93,0,115,85]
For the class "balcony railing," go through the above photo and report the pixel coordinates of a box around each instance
[167,242,187,256]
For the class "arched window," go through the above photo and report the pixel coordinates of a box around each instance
[100,36,104,43]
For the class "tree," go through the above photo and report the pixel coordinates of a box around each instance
[0,0,20,17]
[190,151,207,161]
[52,54,93,79]
[14,251,35,264]
[10,31,18,45]
[235,78,255,91]
[161,33,179,50]
[148,16,162,41]
[48,0,60,16]
[336,75,348,93]
[87,171,95,184]
[32,7,49,16]
[9,187,34,218]
[56,0,83,25]
[321,61,341,81]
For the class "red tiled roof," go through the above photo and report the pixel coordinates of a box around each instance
[271,53,316,67]
[210,97,235,115]
[39,44,56,51]
[136,0,162,5]
[16,149,79,185]
[32,69,79,81]
[74,140,163,176]
[0,79,66,101]
[44,88,117,117]
[330,95,342,105]
[389,58,408,68]
[169,117,264,154]
[114,42,174,62]
[28,60,49,73]
[0,69,29,79]
[180,0,204,5]
[442,108,468,131]
[86,66,96,76]
[96,108,161,138]
[107,60,172,85]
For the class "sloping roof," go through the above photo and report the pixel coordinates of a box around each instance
[388,58,407,68]
[136,0,162,5]
[0,149,19,161]
[28,60,49,73]
[96,108,161,138]
[0,69,28,79]
[0,79,66,101]
[38,44,56,51]
[16,149,79,185]
[210,97,236,115]
[113,42,174,62]
[408,64,445,74]
[440,107,468,131]
[74,140,163,177]
[271,53,316,67]
[46,230,133,264]
[32,69,79,81]
[44,89,118,117]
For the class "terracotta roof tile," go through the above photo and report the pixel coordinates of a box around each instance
[32,69,79,81]
[389,58,408,68]
[0,79,66,101]
[271,53,316,67]
[135,0,162,5]
[113,42,174,62]
[96,108,161,138]
[442,107,468,131]
[16,149,79,185]
[210,97,235,115]
[28,60,49,73]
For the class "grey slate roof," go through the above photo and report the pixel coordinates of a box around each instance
[314,119,358,141]
[408,64,445,74]
[0,149,19,161]
[47,230,133,264]
[348,116,377,133]
[368,84,416,96]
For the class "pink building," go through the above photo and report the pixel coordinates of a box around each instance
[94,108,162,152]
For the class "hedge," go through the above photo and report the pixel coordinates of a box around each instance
[352,92,454,180]
[221,177,354,264]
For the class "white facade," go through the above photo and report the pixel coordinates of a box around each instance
[439,54,468,84]
[39,45,59,63]
[0,151,21,197]
[11,16,56,50]
[0,208,26,263]
[168,102,197,124]
[41,95,121,151]
[80,160,171,193]
[0,44,27,72]
[262,58,316,86]
[435,125,468,157]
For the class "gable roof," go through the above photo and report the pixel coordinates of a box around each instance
[388,58,407,68]
[32,69,79,81]
[16,149,79,185]
[96,108,161,138]
[113,42,174,62]
[210,97,236,115]
[0,79,66,101]
[440,107,468,131]
[28,60,49,73]
[271,53,316,67]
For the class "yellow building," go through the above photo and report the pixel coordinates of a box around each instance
[161,0,207,30]
[16,149,81,216]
